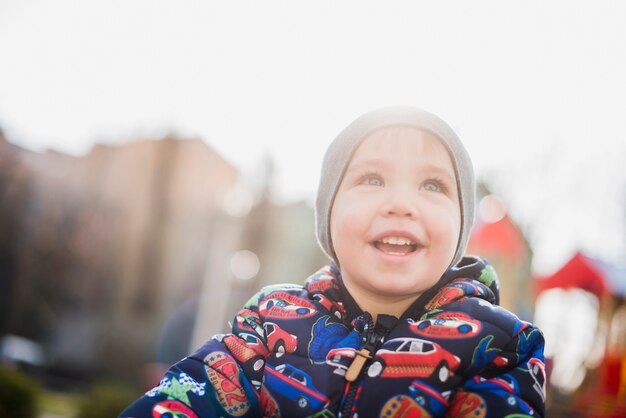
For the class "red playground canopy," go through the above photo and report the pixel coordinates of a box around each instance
[536,252,621,298]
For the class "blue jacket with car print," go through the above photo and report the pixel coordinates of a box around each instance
[120,256,546,417]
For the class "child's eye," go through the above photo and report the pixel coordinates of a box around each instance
[360,174,384,187]
[422,178,448,193]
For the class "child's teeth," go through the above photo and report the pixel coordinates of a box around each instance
[373,238,418,255]
[382,236,413,245]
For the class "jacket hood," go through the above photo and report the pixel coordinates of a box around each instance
[306,256,500,322]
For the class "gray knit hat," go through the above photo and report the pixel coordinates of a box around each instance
[315,106,475,269]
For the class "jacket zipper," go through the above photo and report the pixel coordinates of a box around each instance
[340,315,394,417]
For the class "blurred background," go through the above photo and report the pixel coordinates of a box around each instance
[1,1,625,417]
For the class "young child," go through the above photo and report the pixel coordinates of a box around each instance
[121,107,546,417]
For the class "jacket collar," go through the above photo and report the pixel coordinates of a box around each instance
[309,256,499,323]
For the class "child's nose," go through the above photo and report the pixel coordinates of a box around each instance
[382,193,418,220]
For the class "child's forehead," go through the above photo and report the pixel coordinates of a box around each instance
[350,125,452,163]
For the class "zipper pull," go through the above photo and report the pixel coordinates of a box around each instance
[343,314,397,383]
[345,348,372,382]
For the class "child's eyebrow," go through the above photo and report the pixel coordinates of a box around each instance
[421,164,457,182]
[346,159,456,182]
[344,158,386,174]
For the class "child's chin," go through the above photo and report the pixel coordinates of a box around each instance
[375,282,430,298]
[383,273,441,292]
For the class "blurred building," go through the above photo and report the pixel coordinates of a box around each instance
[0,133,241,383]
[1,131,330,388]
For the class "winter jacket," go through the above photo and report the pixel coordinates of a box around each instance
[120,257,545,417]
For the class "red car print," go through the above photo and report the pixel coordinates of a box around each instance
[367,337,461,382]
[259,293,316,320]
[264,322,298,358]
[152,400,198,418]
[409,312,482,339]
[305,270,338,294]
[425,287,466,310]
[223,334,267,382]
[313,294,344,319]
[306,280,339,294]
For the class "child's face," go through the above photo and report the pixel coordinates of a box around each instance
[330,126,461,301]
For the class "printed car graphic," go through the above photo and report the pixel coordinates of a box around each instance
[528,357,546,402]
[312,294,344,319]
[237,332,264,347]
[152,400,198,418]
[259,292,317,319]
[366,337,461,382]
[264,322,298,357]
[408,380,451,416]
[325,347,357,376]
[234,309,263,335]
[409,312,482,339]
[426,279,492,310]
[306,280,339,294]
[305,269,338,293]
[265,363,330,411]
[223,334,267,377]
[458,280,488,297]
[465,375,534,414]
[425,287,467,310]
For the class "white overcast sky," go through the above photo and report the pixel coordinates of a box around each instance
[1,0,625,275]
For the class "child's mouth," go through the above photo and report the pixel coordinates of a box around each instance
[372,236,419,256]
